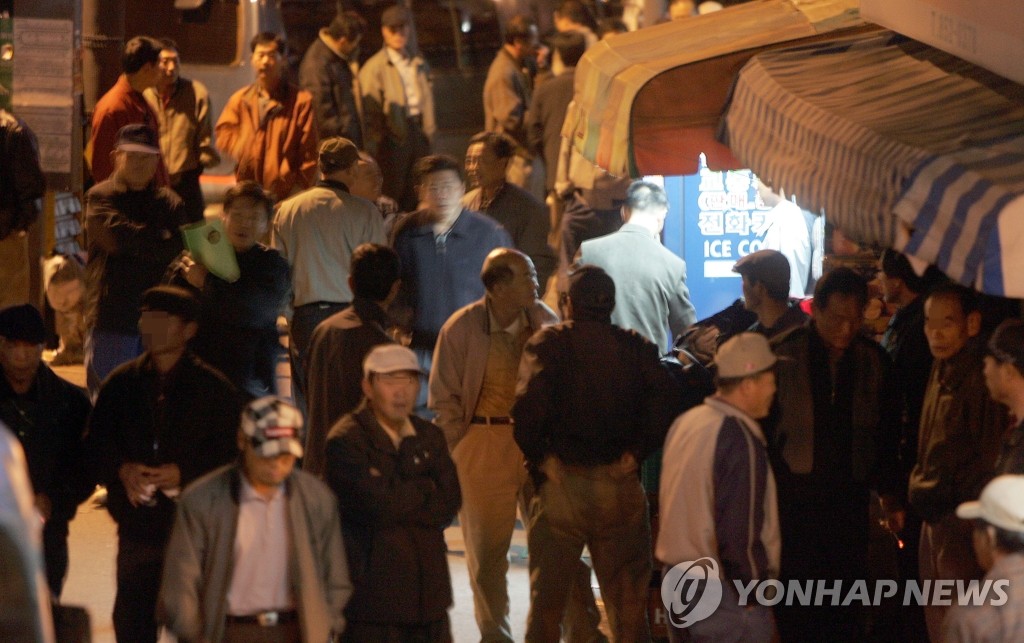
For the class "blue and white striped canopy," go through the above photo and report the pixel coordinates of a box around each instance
[720,30,1024,296]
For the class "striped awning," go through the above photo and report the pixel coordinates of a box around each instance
[720,30,1024,296]
[563,0,870,181]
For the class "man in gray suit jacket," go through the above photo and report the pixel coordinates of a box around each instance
[578,181,696,352]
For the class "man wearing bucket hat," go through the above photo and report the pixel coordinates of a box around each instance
[324,344,460,641]
[84,123,190,395]
[942,475,1024,642]
[86,286,242,643]
[159,396,352,643]
[658,332,781,642]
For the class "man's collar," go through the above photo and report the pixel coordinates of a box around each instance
[486,300,527,336]
[317,178,351,193]
[386,46,411,64]
[238,474,285,503]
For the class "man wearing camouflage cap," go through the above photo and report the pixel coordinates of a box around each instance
[159,396,352,643]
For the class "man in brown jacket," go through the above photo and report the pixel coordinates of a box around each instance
[909,283,1007,642]
[216,32,318,202]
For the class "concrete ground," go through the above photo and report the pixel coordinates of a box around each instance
[60,493,536,642]
[51,361,545,642]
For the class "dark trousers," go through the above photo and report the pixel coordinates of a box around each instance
[113,537,166,643]
[42,518,70,598]
[173,168,206,223]
[774,500,869,643]
[289,302,348,423]
[379,120,431,212]
[342,617,452,643]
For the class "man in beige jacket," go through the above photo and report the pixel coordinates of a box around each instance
[158,397,352,643]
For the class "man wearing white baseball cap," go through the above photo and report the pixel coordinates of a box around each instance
[658,332,781,642]
[325,344,461,641]
[943,475,1024,642]
[159,396,352,643]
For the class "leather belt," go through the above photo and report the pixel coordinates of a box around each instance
[225,610,298,626]
[471,415,513,425]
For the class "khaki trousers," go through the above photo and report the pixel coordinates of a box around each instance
[526,461,651,643]
[452,425,603,642]
[919,513,984,642]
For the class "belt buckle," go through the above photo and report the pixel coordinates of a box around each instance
[257,611,279,627]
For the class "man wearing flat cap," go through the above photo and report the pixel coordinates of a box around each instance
[658,332,781,642]
[359,3,435,211]
[273,136,386,419]
[325,344,460,641]
[512,264,681,641]
[86,286,243,643]
[159,396,353,643]
[733,249,807,339]
[943,475,1024,642]
[0,304,92,599]
[84,123,191,395]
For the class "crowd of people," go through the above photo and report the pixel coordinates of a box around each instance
[3,2,1024,643]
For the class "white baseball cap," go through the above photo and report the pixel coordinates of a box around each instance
[957,475,1024,532]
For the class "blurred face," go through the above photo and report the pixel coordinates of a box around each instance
[513,28,539,61]
[338,34,361,58]
[252,41,282,88]
[879,271,903,305]
[740,275,762,312]
[157,48,180,89]
[465,142,507,191]
[362,371,419,429]
[924,294,978,360]
[419,169,465,220]
[812,292,864,352]
[115,150,160,190]
[745,370,777,419]
[138,310,195,357]
[223,197,269,251]
[242,446,296,490]
[0,338,43,388]
[382,23,409,52]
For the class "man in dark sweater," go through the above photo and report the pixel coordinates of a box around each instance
[84,124,192,395]
[0,304,92,597]
[168,181,290,398]
[86,286,242,643]
[304,243,401,476]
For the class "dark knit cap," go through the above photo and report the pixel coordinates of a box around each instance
[568,264,616,320]
[0,304,45,344]
[140,286,200,322]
